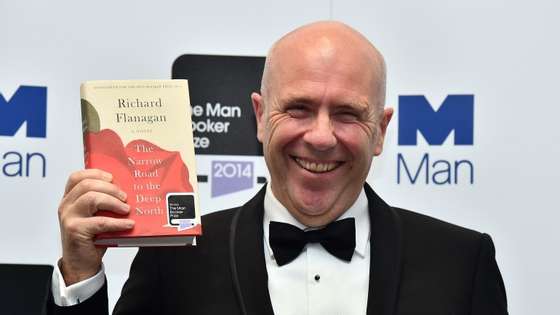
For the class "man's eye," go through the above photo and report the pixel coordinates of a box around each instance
[335,112,359,122]
[286,107,310,118]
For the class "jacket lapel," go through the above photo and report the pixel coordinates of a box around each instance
[365,184,404,315]
[232,185,275,315]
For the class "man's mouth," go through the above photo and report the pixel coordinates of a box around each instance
[293,157,342,173]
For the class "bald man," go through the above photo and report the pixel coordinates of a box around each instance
[48,22,508,315]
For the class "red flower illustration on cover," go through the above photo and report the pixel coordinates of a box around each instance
[84,129,199,239]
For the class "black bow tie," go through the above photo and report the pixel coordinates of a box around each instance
[269,218,356,266]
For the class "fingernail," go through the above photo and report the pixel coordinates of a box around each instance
[103,172,113,181]
[122,203,130,212]
[120,191,127,201]
[125,220,135,229]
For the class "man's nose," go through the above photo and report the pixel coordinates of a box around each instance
[302,113,337,151]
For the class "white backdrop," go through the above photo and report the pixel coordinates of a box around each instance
[1,1,559,313]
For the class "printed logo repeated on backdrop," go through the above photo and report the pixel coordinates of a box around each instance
[0,85,48,178]
[397,95,475,185]
[172,55,266,198]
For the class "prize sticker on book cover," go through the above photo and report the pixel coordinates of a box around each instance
[166,193,196,231]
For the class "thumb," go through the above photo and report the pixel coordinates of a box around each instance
[84,216,135,236]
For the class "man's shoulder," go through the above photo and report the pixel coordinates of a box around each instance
[392,207,489,261]
[395,207,482,239]
[364,184,485,245]
[195,207,241,244]
[202,207,239,227]
[198,185,266,241]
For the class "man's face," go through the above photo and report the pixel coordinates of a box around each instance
[252,36,392,227]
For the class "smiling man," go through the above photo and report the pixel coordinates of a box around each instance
[252,24,392,228]
[49,21,508,315]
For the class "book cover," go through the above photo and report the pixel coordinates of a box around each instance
[80,80,201,246]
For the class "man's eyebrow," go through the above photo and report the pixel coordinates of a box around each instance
[280,94,370,109]
[280,95,317,106]
[334,101,370,113]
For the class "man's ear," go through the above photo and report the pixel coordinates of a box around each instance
[251,92,265,143]
[373,107,394,156]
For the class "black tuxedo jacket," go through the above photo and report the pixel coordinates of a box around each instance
[48,184,507,315]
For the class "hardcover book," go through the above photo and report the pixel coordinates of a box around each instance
[80,80,201,246]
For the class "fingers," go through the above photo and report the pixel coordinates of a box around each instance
[59,169,134,232]
[64,169,113,196]
[59,189,132,238]
[73,191,130,216]
[61,169,128,219]
[64,177,127,208]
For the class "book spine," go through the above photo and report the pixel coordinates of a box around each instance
[82,128,92,169]
[80,85,93,169]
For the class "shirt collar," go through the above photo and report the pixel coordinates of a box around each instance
[263,184,370,259]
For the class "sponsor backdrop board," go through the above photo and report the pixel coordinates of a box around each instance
[1,1,559,313]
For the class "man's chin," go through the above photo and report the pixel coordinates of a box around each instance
[291,209,341,227]
[290,194,342,226]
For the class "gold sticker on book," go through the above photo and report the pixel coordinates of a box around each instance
[81,99,100,133]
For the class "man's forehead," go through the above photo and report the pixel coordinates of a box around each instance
[261,21,386,109]
[270,36,378,84]
[268,46,379,104]
[269,22,380,67]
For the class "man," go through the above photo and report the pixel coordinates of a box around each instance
[49,21,508,315]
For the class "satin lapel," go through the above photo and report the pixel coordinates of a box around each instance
[365,184,404,315]
[232,185,275,315]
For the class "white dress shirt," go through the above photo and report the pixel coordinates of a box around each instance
[264,185,371,315]
[52,186,371,314]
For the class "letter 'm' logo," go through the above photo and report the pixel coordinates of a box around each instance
[398,95,473,145]
[0,86,47,138]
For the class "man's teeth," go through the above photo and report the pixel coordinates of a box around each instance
[295,158,339,173]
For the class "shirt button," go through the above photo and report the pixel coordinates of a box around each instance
[314,274,320,282]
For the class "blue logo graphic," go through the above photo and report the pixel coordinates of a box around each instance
[398,95,473,146]
[211,161,254,197]
[0,86,47,138]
